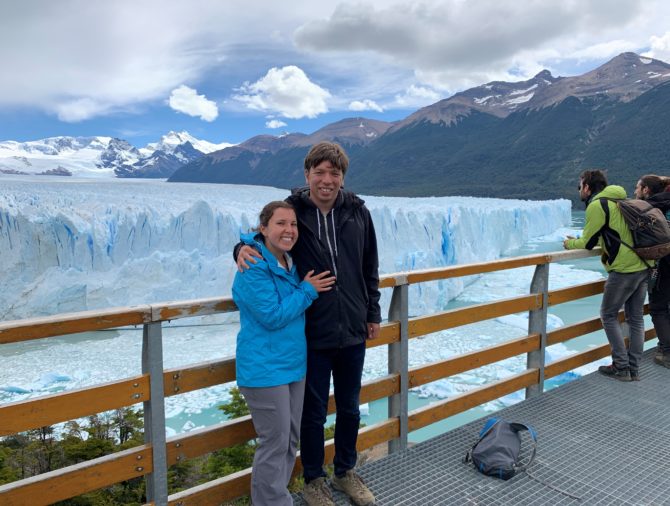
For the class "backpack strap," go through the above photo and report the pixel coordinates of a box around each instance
[599,198,652,269]
[508,422,538,472]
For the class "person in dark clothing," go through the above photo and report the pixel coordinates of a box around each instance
[635,174,670,368]
[235,142,381,506]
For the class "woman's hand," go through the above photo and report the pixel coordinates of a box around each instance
[304,270,336,293]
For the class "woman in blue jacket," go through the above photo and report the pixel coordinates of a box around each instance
[232,201,335,506]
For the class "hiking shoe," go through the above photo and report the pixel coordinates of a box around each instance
[653,353,670,369]
[630,370,641,381]
[655,347,663,362]
[331,470,375,506]
[598,364,632,381]
[302,477,335,506]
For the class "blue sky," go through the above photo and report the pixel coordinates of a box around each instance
[3,0,670,148]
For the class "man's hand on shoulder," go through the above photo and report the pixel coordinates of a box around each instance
[237,245,263,272]
[367,322,380,340]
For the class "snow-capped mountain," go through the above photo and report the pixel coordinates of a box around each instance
[390,52,670,131]
[0,131,233,179]
[141,131,232,157]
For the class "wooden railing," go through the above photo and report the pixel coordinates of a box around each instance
[0,248,656,505]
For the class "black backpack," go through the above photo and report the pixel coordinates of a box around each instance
[599,198,670,261]
[464,418,537,480]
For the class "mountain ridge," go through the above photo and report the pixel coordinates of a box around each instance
[168,52,670,201]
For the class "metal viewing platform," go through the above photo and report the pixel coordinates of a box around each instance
[1,247,666,505]
[299,348,669,505]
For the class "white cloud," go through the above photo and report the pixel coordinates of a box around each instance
[394,85,441,108]
[168,85,218,122]
[294,0,667,92]
[0,1,321,120]
[348,99,383,112]
[266,119,287,128]
[642,31,670,62]
[2,0,670,125]
[569,40,636,60]
[54,98,115,122]
[233,66,330,119]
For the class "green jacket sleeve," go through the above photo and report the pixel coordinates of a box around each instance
[565,200,605,250]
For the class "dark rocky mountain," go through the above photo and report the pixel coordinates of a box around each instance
[168,118,392,185]
[168,53,670,200]
[114,141,204,178]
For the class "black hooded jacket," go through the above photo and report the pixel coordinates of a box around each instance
[285,187,381,349]
[234,188,382,350]
[647,192,670,297]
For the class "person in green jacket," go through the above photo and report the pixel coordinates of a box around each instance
[563,169,649,381]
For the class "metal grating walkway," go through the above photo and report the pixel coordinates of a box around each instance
[294,350,670,505]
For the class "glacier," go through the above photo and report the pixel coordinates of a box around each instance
[0,176,594,435]
[0,176,571,320]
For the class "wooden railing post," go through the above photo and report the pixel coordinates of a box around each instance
[387,281,409,454]
[142,322,168,505]
[526,263,549,399]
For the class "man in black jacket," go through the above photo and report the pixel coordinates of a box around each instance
[635,174,670,368]
[236,142,381,506]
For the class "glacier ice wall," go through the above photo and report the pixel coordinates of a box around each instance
[0,177,571,320]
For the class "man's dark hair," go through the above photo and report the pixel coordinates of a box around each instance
[304,142,349,176]
[579,169,608,195]
[639,174,669,196]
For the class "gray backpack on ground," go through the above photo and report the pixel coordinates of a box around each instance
[464,418,537,480]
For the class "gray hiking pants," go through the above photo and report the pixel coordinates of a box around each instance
[600,269,648,372]
[240,379,305,506]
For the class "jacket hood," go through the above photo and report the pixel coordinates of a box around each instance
[240,231,263,247]
[240,232,293,273]
[646,191,670,212]
[592,185,627,201]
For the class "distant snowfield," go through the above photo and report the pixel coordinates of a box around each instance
[0,131,233,177]
[0,176,581,433]
[0,137,121,177]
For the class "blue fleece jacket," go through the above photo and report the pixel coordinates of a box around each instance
[232,233,317,387]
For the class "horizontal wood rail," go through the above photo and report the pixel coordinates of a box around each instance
[4,247,633,506]
[0,375,150,436]
[161,322,399,398]
[545,328,657,380]
[379,248,599,288]
[548,279,606,306]
[165,419,399,506]
[408,369,539,431]
[409,334,540,388]
[0,444,153,506]
[0,250,601,344]
[162,374,401,467]
[0,306,152,345]
[408,294,541,337]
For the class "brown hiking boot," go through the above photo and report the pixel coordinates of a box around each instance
[598,364,632,381]
[302,477,335,506]
[654,352,670,369]
[655,347,663,362]
[331,470,375,506]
